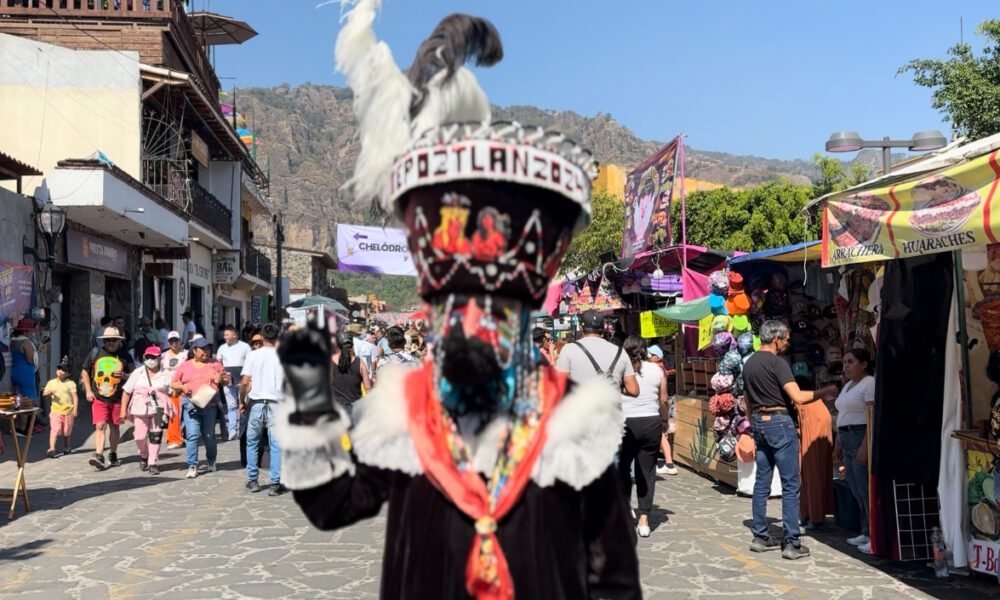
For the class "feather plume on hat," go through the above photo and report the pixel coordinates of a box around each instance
[335,1,503,217]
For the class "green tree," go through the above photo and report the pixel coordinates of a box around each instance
[811,153,870,198]
[671,180,820,252]
[898,19,1000,139]
[561,189,624,275]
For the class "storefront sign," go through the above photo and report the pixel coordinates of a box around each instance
[213,251,239,285]
[191,131,209,168]
[336,224,417,276]
[622,137,680,258]
[66,229,128,275]
[823,149,1000,267]
[969,539,1000,576]
[639,311,673,339]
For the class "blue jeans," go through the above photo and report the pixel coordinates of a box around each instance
[246,402,281,484]
[182,399,218,468]
[222,384,240,440]
[751,413,801,547]
[839,427,870,536]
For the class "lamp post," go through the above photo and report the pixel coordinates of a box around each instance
[825,130,948,175]
[23,200,67,328]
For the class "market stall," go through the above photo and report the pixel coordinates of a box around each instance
[812,132,1000,575]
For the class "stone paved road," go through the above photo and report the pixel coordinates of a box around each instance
[0,419,997,599]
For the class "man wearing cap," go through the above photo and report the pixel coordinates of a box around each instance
[81,326,135,470]
[347,323,376,375]
[161,330,187,449]
[276,6,640,596]
[217,325,252,441]
[556,309,639,396]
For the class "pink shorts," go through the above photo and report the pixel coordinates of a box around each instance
[92,400,124,426]
[50,412,74,437]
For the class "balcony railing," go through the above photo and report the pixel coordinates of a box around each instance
[190,180,232,241]
[1,0,220,104]
[244,244,272,284]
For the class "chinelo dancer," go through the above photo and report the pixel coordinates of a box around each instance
[275,2,641,598]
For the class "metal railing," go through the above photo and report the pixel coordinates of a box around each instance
[244,244,272,283]
[189,179,232,241]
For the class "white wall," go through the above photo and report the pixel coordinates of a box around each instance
[208,160,241,247]
[0,34,141,193]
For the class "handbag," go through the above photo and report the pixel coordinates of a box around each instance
[190,384,218,409]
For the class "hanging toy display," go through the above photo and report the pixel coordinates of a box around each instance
[708,270,730,317]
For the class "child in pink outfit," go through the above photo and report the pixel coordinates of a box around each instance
[120,346,174,475]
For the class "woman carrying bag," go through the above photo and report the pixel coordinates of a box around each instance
[120,346,174,476]
[171,338,229,479]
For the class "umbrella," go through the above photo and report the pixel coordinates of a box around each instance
[653,296,711,324]
[285,295,349,314]
[188,12,258,46]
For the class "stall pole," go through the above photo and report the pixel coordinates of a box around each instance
[951,250,974,429]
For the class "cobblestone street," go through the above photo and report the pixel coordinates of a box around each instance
[0,419,996,600]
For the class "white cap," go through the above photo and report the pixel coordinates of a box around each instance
[167,331,181,340]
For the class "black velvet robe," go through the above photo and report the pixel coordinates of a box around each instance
[294,463,642,599]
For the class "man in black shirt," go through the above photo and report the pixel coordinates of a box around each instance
[81,327,135,470]
[742,320,837,559]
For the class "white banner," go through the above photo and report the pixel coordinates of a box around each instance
[336,224,417,277]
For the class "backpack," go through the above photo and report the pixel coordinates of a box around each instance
[572,341,624,384]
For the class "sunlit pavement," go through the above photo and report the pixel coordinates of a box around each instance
[0,422,996,599]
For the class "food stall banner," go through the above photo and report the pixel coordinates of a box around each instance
[822,149,1000,267]
[622,137,681,258]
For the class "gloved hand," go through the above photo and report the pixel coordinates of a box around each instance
[278,319,336,425]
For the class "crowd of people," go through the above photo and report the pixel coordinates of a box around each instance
[20,315,430,493]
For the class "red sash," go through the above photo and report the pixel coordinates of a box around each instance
[405,363,565,600]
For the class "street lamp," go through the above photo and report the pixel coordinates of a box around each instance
[825,130,948,175]
[37,200,67,239]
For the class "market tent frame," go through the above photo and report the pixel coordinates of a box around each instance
[728,240,822,265]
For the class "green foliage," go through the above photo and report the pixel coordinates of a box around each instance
[811,154,870,198]
[335,272,421,312]
[670,179,820,252]
[899,19,1000,140]
[561,190,624,275]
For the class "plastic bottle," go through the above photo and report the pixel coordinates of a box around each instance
[931,527,949,578]
[13,394,21,410]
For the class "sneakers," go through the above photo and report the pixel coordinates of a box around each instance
[857,542,872,554]
[89,453,107,471]
[656,464,679,476]
[139,459,148,472]
[782,544,812,560]
[186,466,198,479]
[246,480,261,493]
[268,483,287,497]
[108,452,120,467]
[207,462,217,473]
[46,449,56,459]
[166,443,182,450]
[749,536,781,553]
[847,534,870,546]
[148,465,160,476]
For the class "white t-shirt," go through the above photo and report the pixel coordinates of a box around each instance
[834,375,875,427]
[240,347,285,401]
[622,361,662,419]
[555,337,634,387]
[217,341,251,367]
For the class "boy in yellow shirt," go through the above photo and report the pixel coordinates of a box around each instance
[42,362,78,457]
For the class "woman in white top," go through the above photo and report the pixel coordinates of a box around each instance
[833,348,876,553]
[619,336,666,538]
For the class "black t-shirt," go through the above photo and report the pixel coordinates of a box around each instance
[83,347,135,403]
[742,351,794,412]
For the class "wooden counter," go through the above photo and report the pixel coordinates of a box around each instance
[672,394,738,488]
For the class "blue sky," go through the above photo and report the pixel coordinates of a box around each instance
[206,0,996,161]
